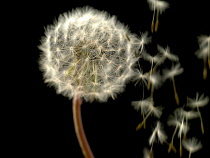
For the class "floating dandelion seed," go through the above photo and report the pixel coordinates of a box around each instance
[147,0,169,32]
[163,63,183,105]
[132,97,162,130]
[196,35,210,79]
[39,6,139,158]
[167,109,189,155]
[182,137,202,158]
[157,45,179,63]
[187,93,209,134]
[175,107,199,139]
[149,121,167,158]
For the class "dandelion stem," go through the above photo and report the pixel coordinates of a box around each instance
[150,85,155,99]
[155,11,159,32]
[203,57,207,80]
[180,134,183,157]
[168,125,178,153]
[150,144,153,158]
[197,106,204,134]
[73,96,94,158]
[151,4,156,32]
[184,118,188,139]
[172,77,179,105]
[136,110,153,131]
[208,41,210,69]
[188,151,192,158]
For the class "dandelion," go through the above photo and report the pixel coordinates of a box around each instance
[187,93,209,134]
[196,35,210,79]
[132,97,162,130]
[39,6,139,158]
[147,0,169,32]
[182,137,202,158]
[167,109,189,156]
[149,121,167,158]
[163,63,184,105]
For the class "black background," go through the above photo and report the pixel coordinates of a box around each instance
[11,0,210,158]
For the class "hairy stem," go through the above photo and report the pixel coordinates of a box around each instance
[73,96,94,158]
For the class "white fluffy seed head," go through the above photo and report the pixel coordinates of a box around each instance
[39,6,139,102]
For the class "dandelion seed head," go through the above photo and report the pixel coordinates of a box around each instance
[39,6,139,102]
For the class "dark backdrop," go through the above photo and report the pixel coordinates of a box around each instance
[12,0,210,158]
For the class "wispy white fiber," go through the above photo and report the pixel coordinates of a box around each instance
[39,6,139,102]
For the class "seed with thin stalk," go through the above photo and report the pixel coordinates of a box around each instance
[195,35,210,79]
[147,0,169,32]
[157,45,179,64]
[149,121,167,158]
[187,93,209,134]
[133,69,149,86]
[182,137,202,158]
[167,109,189,155]
[132,97,162,130]
[175,107,199,139]
[163,63,184,105]
[39,6,139,158]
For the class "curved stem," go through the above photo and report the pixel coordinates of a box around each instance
[73,96,94,158]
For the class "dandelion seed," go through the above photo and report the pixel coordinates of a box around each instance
[133,32,151,55]
[196,35,210,79]
[133,69,149,86]
[198,35,210,48]
[163,63,183,105]
[187,93,209,134]
[175,107,199,139]
[147,0,169,32]
[149,121,167,157]
[157,45,179,63]
[148,73,162,98]
[167,109,189,155]
[132,98,162,130]
[182,137,202,158]
[39,6,139,158]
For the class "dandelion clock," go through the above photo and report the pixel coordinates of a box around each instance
[39,6,140,158]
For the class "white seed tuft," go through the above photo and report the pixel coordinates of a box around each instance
[39,6,139,102]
